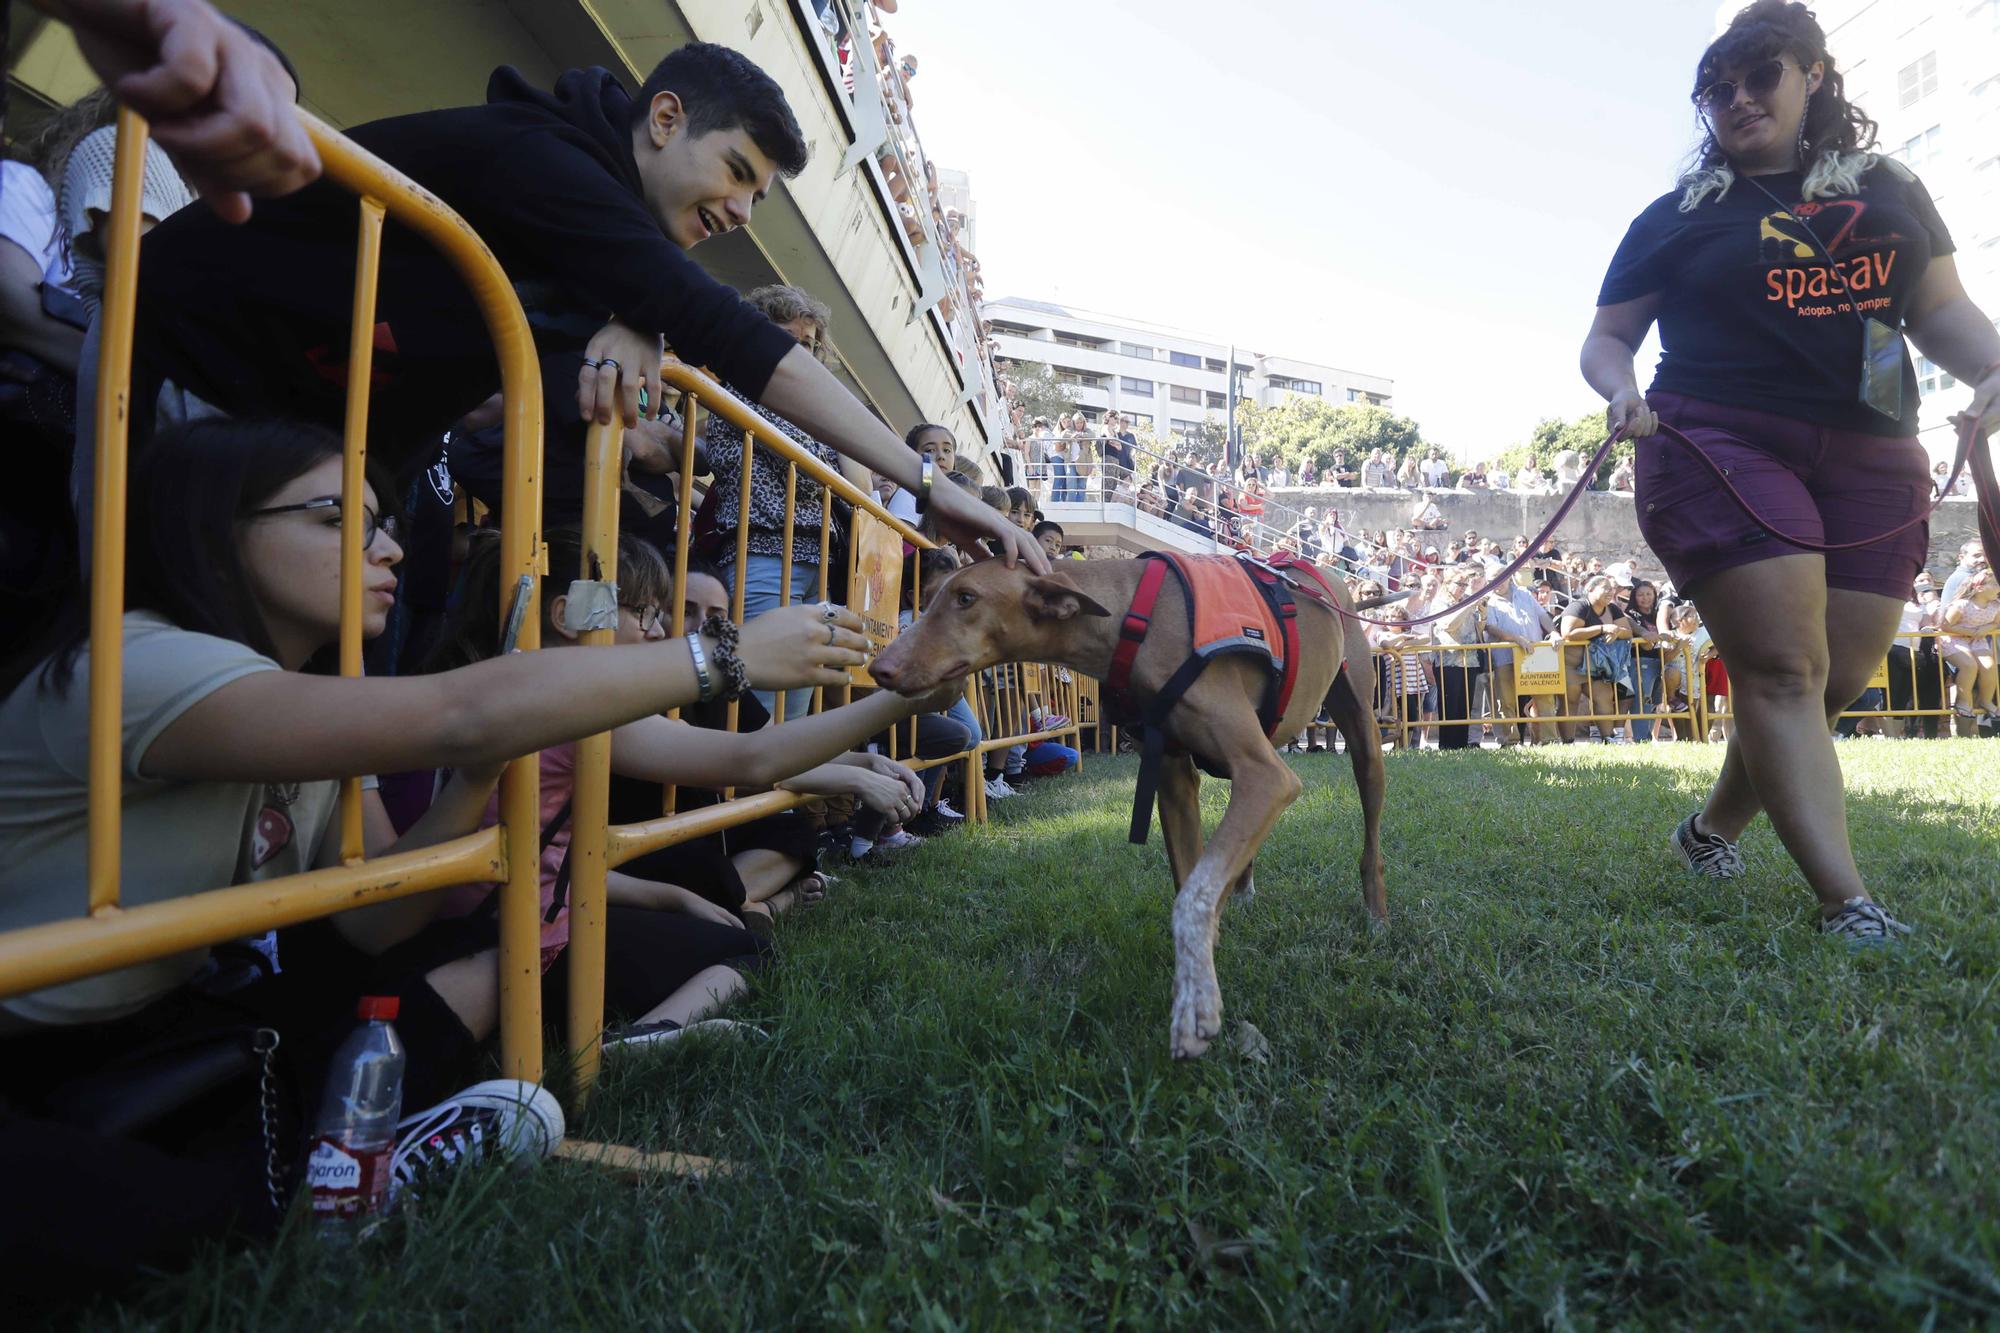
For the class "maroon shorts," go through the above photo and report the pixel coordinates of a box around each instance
[1635,391,1931,601]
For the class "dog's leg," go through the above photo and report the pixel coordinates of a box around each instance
[1228,862,1255,910]
[1329,665,1389,926]
[1157,751,1203,892]
[1170,750,1300,1059]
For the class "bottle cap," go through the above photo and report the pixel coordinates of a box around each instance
[357,995,400,1021]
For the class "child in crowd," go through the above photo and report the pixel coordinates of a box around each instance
[1940,569,1999,733]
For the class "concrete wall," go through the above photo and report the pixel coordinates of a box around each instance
[1266,487,1983,580]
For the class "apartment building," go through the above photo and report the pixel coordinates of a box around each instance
[983,296,1393,443]
[1812,0,2000,458]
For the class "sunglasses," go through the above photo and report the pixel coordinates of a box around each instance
[248,496,397,548]
[1693,58,1793,115]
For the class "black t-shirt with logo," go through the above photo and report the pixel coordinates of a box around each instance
[1597,160,1952,437]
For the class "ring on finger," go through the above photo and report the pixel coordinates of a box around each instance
[599,358,621,371]
[582,357,602,369]
[818,600,839,623]
[826,623,837,646]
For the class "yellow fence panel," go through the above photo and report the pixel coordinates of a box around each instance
[0,109,551,1093]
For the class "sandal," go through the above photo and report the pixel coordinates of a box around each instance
[790,871,830,910]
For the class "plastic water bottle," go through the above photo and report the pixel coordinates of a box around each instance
[305,995,406,1236]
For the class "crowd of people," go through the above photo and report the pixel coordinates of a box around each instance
[1,0,1996,1302]
[992,426,1993,753]
[0,19,1071,1294]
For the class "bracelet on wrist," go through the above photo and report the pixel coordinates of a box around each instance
[914,455,935,514]
[685,632,716,701]
[700,613,750,701]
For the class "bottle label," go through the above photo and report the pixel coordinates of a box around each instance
[307,1136,391,1220]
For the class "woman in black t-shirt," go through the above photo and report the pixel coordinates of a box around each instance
[1579,1,2000,945]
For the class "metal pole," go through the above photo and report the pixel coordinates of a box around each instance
[1225,341,1237,470]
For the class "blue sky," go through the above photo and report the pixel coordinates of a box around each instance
[884,0,1731,458]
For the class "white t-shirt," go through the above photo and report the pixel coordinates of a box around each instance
[0,160,63,279]
[0,612,336,1027]
[1421,458,1448,488]
[884,486,919,525]
[1944,597,1999,640]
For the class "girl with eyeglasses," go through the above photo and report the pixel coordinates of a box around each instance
[1580,0,2000,945]
[0,419,866,1259]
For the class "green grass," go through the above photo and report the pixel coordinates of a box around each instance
[96,743,2000,1330]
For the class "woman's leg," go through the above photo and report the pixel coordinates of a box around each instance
[636,966,748,1029]
[1631,653,1661,741]
[1693,562,1902,913]
[1435,663,1474,749]
[1971,647,1999,712]
[1940,646,1978,730]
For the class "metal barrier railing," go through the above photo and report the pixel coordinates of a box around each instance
[558,361,1088,1101]
[963,663,1085,820]
[0,110,552,1086]
[1020,438,1379,574]
[1363,629,1971,749]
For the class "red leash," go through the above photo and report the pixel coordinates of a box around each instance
[1329,414,1994,631]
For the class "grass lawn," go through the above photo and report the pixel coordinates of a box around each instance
[100,742,1999,1329]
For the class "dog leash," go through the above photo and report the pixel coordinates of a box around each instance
[1328,412,1992,631]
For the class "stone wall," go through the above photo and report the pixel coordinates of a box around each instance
[1264,487,1981,579]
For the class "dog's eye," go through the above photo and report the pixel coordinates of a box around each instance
[956,590,977,609]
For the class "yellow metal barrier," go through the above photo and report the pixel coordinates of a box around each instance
[558,362,1092,1098]
[1366,628,1968,749]
[1,110,551,1090]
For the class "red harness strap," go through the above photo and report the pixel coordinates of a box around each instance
[1263,552,1349,682]
[1106,554,1171,702]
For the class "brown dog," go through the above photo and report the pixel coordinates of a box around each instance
[869,557,1387,1059]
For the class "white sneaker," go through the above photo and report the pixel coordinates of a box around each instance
[934,798,967,821]
[985,776,1016,800]
[388,1080,564,1202]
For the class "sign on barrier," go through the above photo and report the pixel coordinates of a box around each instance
[1866,658,1889,691]
[848,509,904,685]
[1515,644,1565,695]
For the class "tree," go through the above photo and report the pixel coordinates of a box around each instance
[1494,408,1632,488]
[996,359,1074,426]
[1237,398,1426,472]
[1170,416,1229,466]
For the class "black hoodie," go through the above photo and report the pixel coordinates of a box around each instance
[134,67,797,466]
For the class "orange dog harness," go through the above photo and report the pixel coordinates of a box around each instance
[1105,552,1302,843]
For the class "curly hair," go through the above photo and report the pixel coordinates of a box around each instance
[1676,1,1880,212]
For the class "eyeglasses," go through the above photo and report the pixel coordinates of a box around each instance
[620,603,667,634]
[247,496,397,548]
[1693,58,1793,116]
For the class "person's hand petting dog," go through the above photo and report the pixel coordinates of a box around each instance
[735,603,868,690]
[927,473,1050,575]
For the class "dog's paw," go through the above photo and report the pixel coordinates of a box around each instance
[1169,985,1213,1060]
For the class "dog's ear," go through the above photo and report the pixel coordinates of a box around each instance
[1023,573,1113,622]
